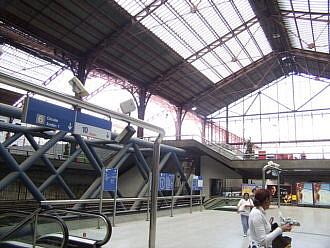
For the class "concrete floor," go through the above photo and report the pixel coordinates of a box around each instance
[79,206,330,248]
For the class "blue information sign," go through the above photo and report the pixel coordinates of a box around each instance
[103,168,118,192]
[23,97,75,132]
[192,176,203,191]
[159,173,175,191]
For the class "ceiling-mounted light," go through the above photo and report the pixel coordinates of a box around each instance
[192,106,197,111]
[307,43,315,49]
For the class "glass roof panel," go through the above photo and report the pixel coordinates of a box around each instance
[0,44,62,84]
[114,0,272,83]
[278,0,329,53]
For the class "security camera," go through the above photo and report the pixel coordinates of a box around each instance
[120,99,136,115]
[68,76,89,97]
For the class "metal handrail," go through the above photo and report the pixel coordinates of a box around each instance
[40,195,202,206]
[0,208,69,248]
[42,208,112,247]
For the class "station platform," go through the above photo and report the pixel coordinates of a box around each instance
[100,206,329,248]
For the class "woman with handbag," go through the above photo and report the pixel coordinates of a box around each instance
[248,189,292,248]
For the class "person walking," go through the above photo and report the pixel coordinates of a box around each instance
[237,192,254,237]
[249,189,292,247]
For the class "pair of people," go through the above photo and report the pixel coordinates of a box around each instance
[238,189,292,247]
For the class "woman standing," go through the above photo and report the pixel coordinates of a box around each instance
[249,189,292,247]
[237,192,254,237]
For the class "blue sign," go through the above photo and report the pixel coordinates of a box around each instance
[104,168,118,192]
[159,173,175,191]
[192,176,203,191]
[74,112,112,140]
[23,97,75,132]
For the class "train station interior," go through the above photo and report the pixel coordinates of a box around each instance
[0,0,329,247]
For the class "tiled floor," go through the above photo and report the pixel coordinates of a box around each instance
[100,206,330,248]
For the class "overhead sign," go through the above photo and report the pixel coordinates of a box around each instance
[22,97,112,140]
[192,176,203,191]
[159,173,175,191]
[22,97,75,132]
[73,112,111,140]
[104,168,118,192]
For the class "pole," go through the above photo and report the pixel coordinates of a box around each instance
[190,180,193,214]
[98,167,105,229]
[170,188,174,217]
[148,135,161,248]
[113,179,117,227]
[200,190,203,212]
[277,171,281,208]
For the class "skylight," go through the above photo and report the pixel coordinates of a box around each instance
[115,0,272,83]
[278,0,329,53]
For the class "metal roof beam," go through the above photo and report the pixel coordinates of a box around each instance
[281,10,330,23]
[249,0,291,52]
[149,17,258,92]
[85,0,168,65]
[186,52,277,107]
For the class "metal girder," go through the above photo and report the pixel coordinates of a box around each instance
[25,133,75,199]
[281,10,330,23]
[149,17,258,92]
[74,135,102,175]
[171,153,190,193]
[0,142,45,201]
[0,131,66,192]
[130,152,172,210]
[38,148,82,193]
[185,52,277,107]
[73,144,132,210]
[291,49,330,63]
[249,0,291,52]
[85,0,168,64]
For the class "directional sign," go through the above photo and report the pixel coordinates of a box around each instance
[22,97,75,132]
[192,176,203,191]
[159,173,175,191]
[73,112,111,140]
[104,168,118,192]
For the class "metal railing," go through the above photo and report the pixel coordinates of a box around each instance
[0,72,165,248]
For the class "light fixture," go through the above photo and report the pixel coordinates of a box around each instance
[272,33,281,39]
[192,106,197,111]
[307,43,315,49]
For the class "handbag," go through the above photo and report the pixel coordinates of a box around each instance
[271,223,292,248]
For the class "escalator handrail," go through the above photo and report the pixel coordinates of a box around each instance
[0,208,69,248]
[40,207,112,246]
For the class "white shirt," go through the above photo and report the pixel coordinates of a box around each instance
[248,207,282,248]
[237,198,253,216]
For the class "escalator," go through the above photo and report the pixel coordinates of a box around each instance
[0,208,112,247]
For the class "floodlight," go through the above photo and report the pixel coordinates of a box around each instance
[68,76,89,97]
[120,99,136,115]
[115,125,136,144]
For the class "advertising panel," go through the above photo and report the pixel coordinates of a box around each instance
[314,183,330,206]
[241,184,256,196]
[267,185,292,203]
[296,182,314,205]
